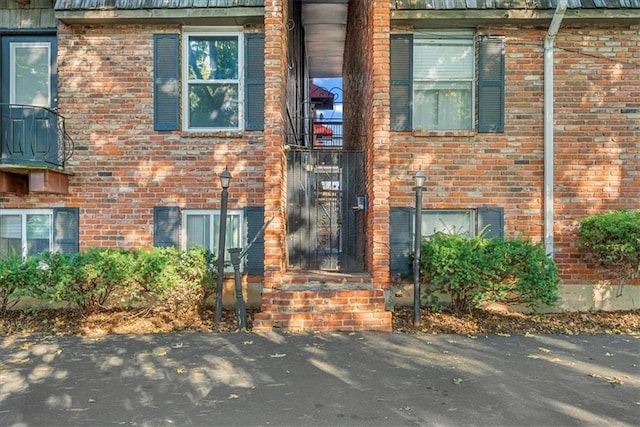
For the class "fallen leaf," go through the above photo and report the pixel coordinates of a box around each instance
[527,354,540,359]
[452,378,463,385]
[176,368,186,374]
[538,347,551,354]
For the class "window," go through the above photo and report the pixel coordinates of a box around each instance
[153,31,264,132]
[184,32,241,130]
[183,210,243,266]
[0,210,52,258]
[413,31,474,131]
[421,210,475,238]
[154,206,265,275]
[389,206,503,276]
[1,36,57,108]
[0,208,79,259]
[390,33,505,133]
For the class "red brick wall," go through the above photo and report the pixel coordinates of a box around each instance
[388,24,639,285]
[2,23,266,250]
[262,0,289,289]
[344,0,392,290]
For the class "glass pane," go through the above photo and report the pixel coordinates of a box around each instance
[186,214,210,250]
[189,83,239,128]
[213,213,241,259]
[414,82,472,130]
[0,215,22,257]
[188,36,238,80]
[422,211,474,238]
[414,39,473,80]
[11,43,51,107]
[26,214,51,256]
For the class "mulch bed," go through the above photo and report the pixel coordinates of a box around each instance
[1,305,638,337]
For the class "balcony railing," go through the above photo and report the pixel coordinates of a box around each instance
[1,104,74,170]
[313,120,342,148]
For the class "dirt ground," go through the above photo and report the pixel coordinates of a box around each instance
[1,305,638,337]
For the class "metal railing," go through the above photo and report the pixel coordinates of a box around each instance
[0,103,74,169]
[286,115,343,149]
[313,119,342,148]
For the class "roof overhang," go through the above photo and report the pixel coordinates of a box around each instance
[55,6,264,26]
[392,8,640,27]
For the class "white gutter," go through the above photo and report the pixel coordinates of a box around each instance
[543,0,568,256]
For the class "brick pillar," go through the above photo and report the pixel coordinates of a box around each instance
[262,0,289,290]
[369,1,391,291]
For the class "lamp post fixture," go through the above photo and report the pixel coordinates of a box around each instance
[228,247,247,330]
[413,170,426,326]
[214,168,232,324]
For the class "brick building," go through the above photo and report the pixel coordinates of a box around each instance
[1,0,638,332]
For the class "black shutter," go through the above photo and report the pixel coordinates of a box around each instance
[390,34,413,132]
[245,33,265,131]
[244,206,265,275]
[153,206,180,248]
[53,207,79,254]
[153,34,180,131]
[390,207,413,276]
[478,207,504,239]
[478,35,505,133]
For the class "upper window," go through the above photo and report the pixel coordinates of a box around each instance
[413,31,474,131]
[1,35,57,108]
[390,32,505,133]
[153,31,265,132]
[184,32,242,131]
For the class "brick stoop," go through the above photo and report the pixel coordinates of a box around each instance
[252,272,392,333]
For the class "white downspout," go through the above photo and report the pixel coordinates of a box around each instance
[544,0,568,256]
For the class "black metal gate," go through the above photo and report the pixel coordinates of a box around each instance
[287,148,365,272]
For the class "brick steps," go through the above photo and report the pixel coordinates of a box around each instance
[252,273,392,333]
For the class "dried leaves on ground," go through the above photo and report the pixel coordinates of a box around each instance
[1,306,638,337]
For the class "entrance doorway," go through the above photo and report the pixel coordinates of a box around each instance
[286,148,365,272]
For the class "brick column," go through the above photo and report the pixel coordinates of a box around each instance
[262,0,289,290]
[369,1,391,290]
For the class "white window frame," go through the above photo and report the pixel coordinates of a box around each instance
[9,41,52,107]
[0,209,53,259]
[182,27,244,132]
[182,209,244,271]
[418,209,476,239]
[413,30,475,131]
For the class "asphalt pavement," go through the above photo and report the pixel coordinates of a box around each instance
[1,331,639,427]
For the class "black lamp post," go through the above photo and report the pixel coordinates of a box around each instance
[214,168,232,324]
[413,170,426,326]
[228,247,247,330]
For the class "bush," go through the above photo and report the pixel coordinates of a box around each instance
[0,247,216,315]
[0,252,41,313]
[132,247,214,316]
[578,210,640,283]
[420,233,560,313]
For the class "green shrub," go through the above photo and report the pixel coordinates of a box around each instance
[129,247,214,315]
[0,251,40,313]
[1,247,216,315]
[420,233,560,313]
[578,210,640,282]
